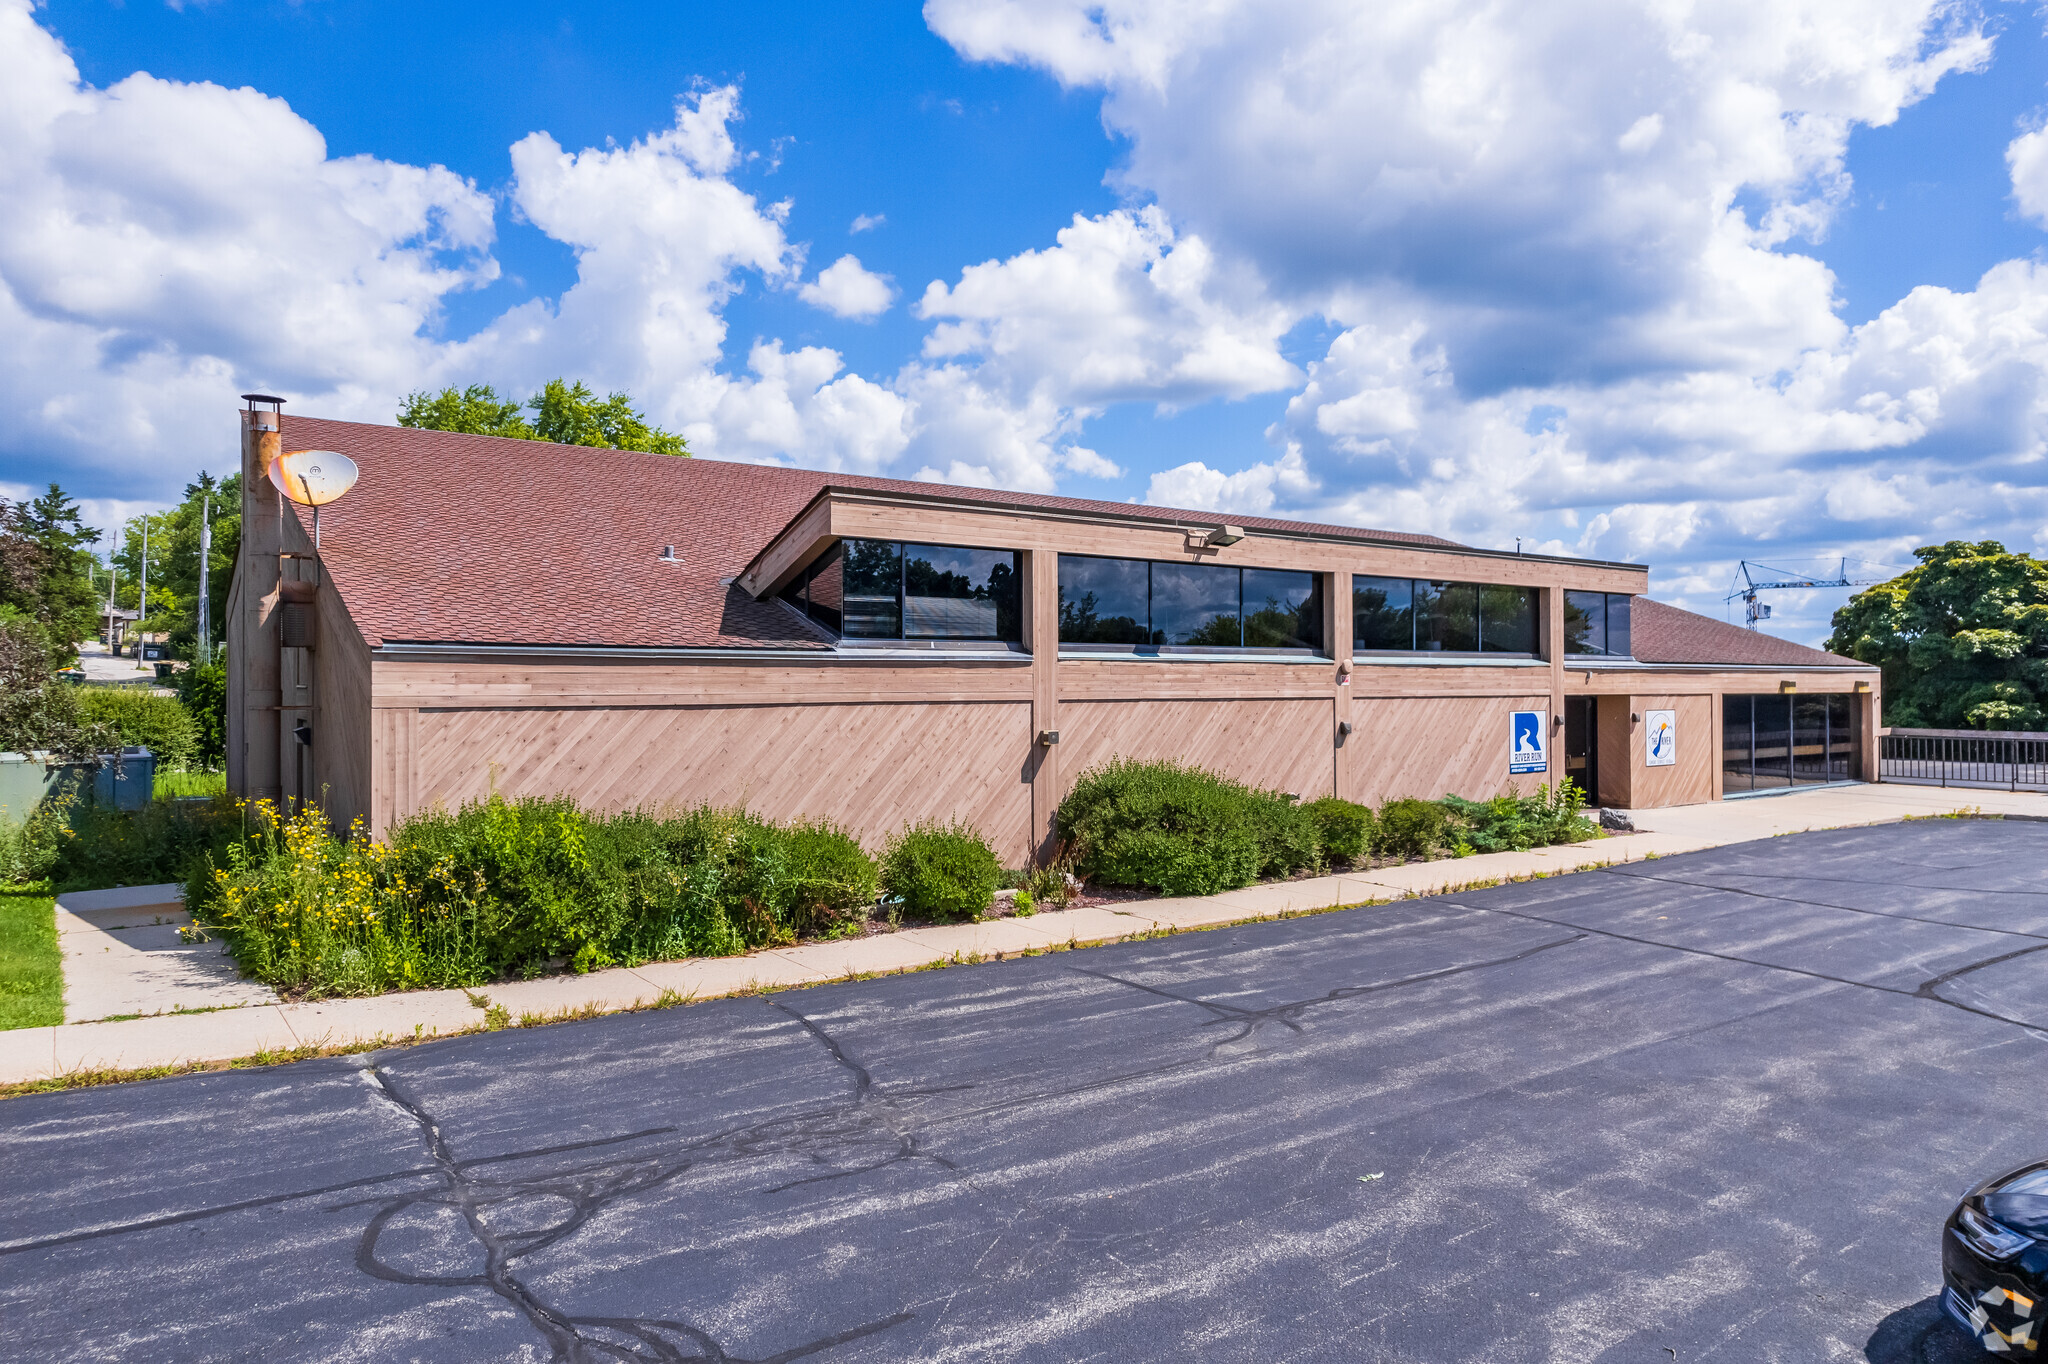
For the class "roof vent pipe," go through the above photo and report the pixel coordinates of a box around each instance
[659,545,679,562]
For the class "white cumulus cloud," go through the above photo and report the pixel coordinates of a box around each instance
[799,254,895,319]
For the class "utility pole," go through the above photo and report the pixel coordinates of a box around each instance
[138,517,149,669]
[197,492,212,666]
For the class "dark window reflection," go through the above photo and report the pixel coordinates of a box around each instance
[1243,569,1319,649]
[1418,581,1479,651]
[1152,562,1243,646]
[1057,556,1323,651]
[1564,590,1605,655]
[1058,556,1152,645]
[901,543,1020,640]
[1353,576,1415,650]
[1565,591,1633,657]
[841,539,902,638]
[1607,594,1631,658]
[1480,585,1537,653]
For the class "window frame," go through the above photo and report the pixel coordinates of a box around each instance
[1057,552,1325,655]
[781,537,1025,645]
[1352,576,1541,659]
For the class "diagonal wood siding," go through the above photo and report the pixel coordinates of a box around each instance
[408,701,1035,861]
[1345,694,1554,806]
[1057,698,1335,802]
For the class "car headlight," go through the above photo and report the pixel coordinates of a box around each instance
[1958,1204,2037,1261]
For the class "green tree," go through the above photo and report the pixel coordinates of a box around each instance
[397,383,534,438]
[0,617,115,758]
[0,485,102,651]
[1827,541,2048,730]
[397,379,688,455]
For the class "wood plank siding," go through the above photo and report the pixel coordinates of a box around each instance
[405,699,1036,863]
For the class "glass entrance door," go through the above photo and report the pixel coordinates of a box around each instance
[1564,695,1599,807]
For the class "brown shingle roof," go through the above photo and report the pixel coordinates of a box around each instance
[1629,596,1864,668]
[278,415,1461,650]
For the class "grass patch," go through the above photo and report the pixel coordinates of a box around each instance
[154,770,227,800]
[0,885,62,1030]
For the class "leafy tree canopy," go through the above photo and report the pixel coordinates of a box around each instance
[111,472,237,661]
[0,484,102,650]
[398,379,688,455]
[1827,540,2048,730]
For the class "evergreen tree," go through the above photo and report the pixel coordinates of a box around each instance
[0,483,102,650]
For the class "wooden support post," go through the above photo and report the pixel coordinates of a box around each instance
[1331,571,1352,802]
[233,405,284,802]
[1026,548,1060,861]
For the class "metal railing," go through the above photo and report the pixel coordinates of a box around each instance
[1879,728,2048,790]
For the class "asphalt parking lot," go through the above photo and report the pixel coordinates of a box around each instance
[4,819,2044,1363]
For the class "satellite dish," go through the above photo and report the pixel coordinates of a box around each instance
[268,450,359,507]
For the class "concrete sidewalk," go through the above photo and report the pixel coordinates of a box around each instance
[7,781,2042,1086]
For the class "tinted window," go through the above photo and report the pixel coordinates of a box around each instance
[840,539,902,638]
[1479,584,1537,653]
[1058,556,1151,644]
[1353,576,1415,650]
[1246,570,1319,648]
[1418,581,1479,652]
[1152,562,1243,646]
[1563,590,1605,655]
[1606,593,1631,657]
[902,543,1020,640]
[1243,569,1319,649]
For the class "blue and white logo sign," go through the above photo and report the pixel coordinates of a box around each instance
[1509,710,1548,774]
[1645,709,1676,767]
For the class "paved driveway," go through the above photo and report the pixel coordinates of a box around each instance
[4,820,2043,1362]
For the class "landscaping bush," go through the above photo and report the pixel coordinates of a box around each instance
[76,687,198,771]
[1375,797,1447,861]
[1440,780,1596,854]
[881,820,1002,920]
[1056,759,1322,897]
[195,802,494,996]
[781,818,877,938]
[185,794,880,997]
[1303,797,1375,863]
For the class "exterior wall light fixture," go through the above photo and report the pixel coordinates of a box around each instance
[1854,680,1871,693]
[1038,730,1060,747]
[1779,680,1798,694]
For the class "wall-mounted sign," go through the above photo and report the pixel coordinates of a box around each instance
[1510,710,1548,774]
[1645,709,1676,767]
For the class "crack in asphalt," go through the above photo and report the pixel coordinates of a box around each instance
[1597,866,2048,941]
[355,1054,919,1363]
[1067,932,1588,1057]
[1444,898,2048,1036]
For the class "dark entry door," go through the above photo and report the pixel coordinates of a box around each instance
[1564,696,1599,807]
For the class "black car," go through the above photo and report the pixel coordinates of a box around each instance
[1944,1161,2048,1353]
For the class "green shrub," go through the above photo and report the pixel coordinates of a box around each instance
[1015,863,1072,910]
[881,820,1002,920]
[1440,780,1596,854]
[1303,797,1374,863]
[1375,797,1447,861]
[782,819,877,938]
[1056,759,1322,897]
[76,688,197,771]
[176,662,228,768]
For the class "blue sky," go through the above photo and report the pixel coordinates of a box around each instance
[8,0,2048,643]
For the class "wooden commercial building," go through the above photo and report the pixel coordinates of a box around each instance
[226,401,1881,863]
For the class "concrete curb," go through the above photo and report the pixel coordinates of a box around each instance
[8,782,2046,1087]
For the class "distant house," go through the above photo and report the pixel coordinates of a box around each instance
[226,402,1878,862]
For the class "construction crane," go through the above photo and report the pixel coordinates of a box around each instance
[1724,558,1892,630]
